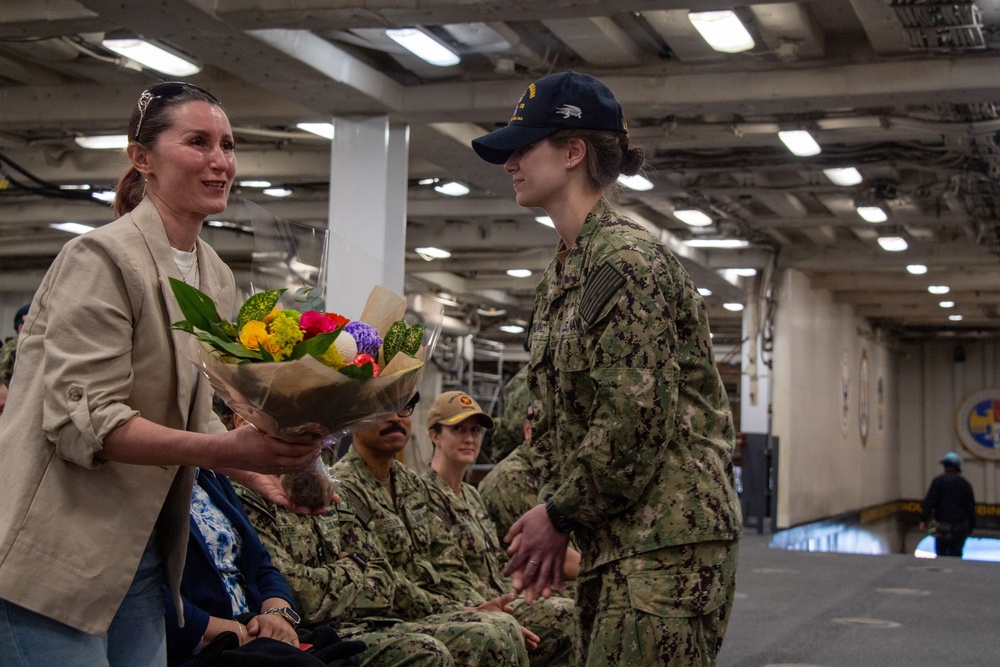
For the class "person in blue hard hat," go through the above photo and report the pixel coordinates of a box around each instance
[919,452,977,558]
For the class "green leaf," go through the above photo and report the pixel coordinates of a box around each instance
[191,328,262,360]
[169,277,223,331]
[338,362,375,380]
[289,326,344,361]
[293,286,326,313]
[259,345,275,363]
[171,320,195,334]
[237,289,285,331]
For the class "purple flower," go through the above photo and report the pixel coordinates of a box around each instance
[344,321,382,356]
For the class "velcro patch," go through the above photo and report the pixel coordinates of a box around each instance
[342,488,372,526]
[579,262,625,325]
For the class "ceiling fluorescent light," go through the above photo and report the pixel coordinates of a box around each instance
[778,130,821,156]
[927,285,950,295]
[673,209,713,227]
[906,264,928,275]
[877,236,908,252]
[698,287,713,297]
[434,181,469,196]
[296,122,335,139]
[500,324,525,334]
[856,206,887,223]
[385,28,460,67]
[91,190,116,202]
[688,11,755,53]
[823,167,863,186]
[723,302,745,312]
[75,135,129,150]
[102,38,201,77]
[535,215,555,228]
[416,247,452,260]
[949,314,964,321]
[939,301,955,308]
[51,222,95,235]
[684,239,750,249]
[238,180,271,188]
[58,184,91,191]
[507,269,533,278]
[618,174,654,191]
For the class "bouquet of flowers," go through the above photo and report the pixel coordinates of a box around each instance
[171,278,431,443]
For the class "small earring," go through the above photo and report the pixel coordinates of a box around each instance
[566,162,572,168]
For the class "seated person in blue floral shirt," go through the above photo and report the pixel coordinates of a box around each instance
[165,468,301,666]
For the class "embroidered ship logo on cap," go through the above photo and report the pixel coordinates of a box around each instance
[555,104,582,119]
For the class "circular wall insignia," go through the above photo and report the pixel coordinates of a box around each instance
[955,389,1000,461]
[859,349,870,446]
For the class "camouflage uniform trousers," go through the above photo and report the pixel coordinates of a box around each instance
[575,540,738,667]
[510,594,578,667]
[355,610,529,667]
[338,628,454,667]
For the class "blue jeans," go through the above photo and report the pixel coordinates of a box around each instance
[0,535,167,666]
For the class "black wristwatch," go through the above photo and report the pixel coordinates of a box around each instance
[262,606,300,629]
[545,498,579,534]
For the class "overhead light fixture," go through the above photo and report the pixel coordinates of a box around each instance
[296,122,335,139]
[418,178,439,186]
[685,239,750,249]
[698,287,713,297]
[75,135,129,150]
[58,184,91,191]
[507,269,533,278]
[434,181,470,197]
[476,307,507,317]
[731,268,758,277]
[723,302,745,312]
[385,28,460,67]
[535,215,555,228]
[906,264,928,275]
[823,167,863,186]
[856,206,887,223]
[673,209,713,227]
[416,247,451,261]
[238,180,272,188]
[263,187,293,197]
[688,10,755,53]
[949,314,964,321]
[51,222,95,235]
[500,324,525,334]
[927,285,950,295]
[877,236,908,252]
[618,174,654,191]
[778,130,821,157]
[91,190,116,202]
[101,38,201,77]
[939,301,955,308]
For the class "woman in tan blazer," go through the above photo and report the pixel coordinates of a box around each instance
[0,83,321,667]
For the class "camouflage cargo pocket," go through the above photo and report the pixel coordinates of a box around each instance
[626,567,727,619]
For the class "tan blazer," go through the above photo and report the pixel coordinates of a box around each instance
[0,198,236,635]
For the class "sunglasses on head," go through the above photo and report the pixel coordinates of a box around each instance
[133,81,221,141]
[397,391,420,417]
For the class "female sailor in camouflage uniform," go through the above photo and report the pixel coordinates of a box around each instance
[471,71,743,667]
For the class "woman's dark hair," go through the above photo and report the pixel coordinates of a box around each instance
[547,129,645,192]
[113,82,224,217]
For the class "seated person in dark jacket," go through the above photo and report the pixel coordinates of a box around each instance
[165,468,301,666]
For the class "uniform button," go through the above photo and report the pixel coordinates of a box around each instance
[69,387,83,401]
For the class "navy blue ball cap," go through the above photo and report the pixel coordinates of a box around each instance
[472,70,627,164]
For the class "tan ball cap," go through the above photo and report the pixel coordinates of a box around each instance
[427,391,495,430]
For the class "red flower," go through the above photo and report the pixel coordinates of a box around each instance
[352,353,380,377]
[325,312,350,329]
[299,310,335,339]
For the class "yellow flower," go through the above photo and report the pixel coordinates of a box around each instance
[262,307,280,325]
[319,343,346,370]
[239,321,269,351]
[266,312,304,361]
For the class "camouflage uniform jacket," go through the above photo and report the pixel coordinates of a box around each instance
[235,484,399,628]
[332,449,487,618]
[423,470,511,598]
[486,364,530,463]
[525,199,742,572]
[0,336,16,385]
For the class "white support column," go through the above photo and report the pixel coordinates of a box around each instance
[324,116,409,319]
